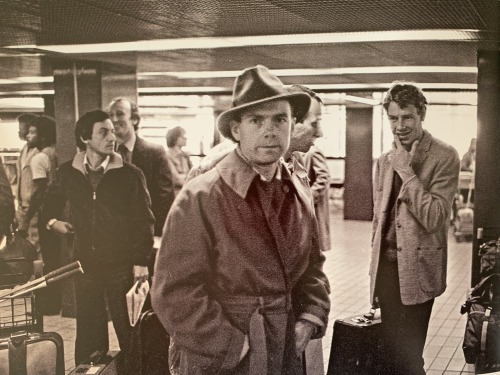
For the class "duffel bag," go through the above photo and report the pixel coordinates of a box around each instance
[461,273,500,367]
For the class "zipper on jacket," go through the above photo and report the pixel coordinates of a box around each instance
[91,190,96,250]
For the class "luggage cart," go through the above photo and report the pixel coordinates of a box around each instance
[0,289,43,337]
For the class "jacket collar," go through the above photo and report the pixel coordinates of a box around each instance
[217,148,294,199]
[72,151,123,175]
[216,149,259,199]
[411,129,432,167]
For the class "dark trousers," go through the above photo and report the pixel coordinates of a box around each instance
[38,225,61,314]
[74,265,133,366]
[376,257,434,375]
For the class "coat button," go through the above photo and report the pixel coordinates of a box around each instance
[282,185,290,193]
[397,223,402,228]
[397,246,402,251]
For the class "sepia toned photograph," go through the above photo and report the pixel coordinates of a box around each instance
[0,1,499,374]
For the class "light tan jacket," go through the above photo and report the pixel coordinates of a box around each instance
[370,130,460,305]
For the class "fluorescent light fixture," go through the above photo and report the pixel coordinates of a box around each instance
[139,83,477,94]
[0,76,53,85]
[140,66,477,79]
[344,95,381,106]
[304,83,478,91]
[7,29,480,54]
[0,90,54,96]
[139,87,229,94]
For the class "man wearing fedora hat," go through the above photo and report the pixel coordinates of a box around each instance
[152,65,330,375]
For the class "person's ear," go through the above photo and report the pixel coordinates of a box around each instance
[420,107,426,121]
[230,120,241,141]
[131,116,139,127]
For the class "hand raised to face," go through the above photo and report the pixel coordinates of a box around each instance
[388,136,418,181]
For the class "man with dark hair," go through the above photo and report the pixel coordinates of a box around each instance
[152,66,330,375]
[370,81,460,374]
[42,109,154,365]
[108,97,174,236]
[0,162,14,239]
[15,113,40,253]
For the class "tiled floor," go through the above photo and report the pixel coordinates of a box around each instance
[42,203,477,374]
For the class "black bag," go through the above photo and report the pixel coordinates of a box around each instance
[69,350,124,375]
[129,309,170,375]
[0,331,65,375]
[479,238,500,277]
[327,308,382,375]
[461,273,500,371]
[0,233,37,287]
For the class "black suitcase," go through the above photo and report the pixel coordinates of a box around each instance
[0,330,65,375]
[129,309,170,375]
[69,350,124,375]
[327,310,382,375]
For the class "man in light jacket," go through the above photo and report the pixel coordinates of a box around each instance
[370,82,460,374]
[152,65,330,375]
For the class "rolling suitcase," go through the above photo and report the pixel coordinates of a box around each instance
[327,309,382,375]
[0,331,64,375]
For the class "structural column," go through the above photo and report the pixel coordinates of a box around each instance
[472,50,500,285]
[344,107,373,221]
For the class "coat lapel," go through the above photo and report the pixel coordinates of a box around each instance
[411,130,432,171]
[379,155,395,216]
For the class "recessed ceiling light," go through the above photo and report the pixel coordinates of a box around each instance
[6,29,480,54]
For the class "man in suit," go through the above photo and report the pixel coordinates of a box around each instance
[107,98,174,237]
[370,82,460,374]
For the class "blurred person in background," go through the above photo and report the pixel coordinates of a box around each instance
[0,161,14,239]
[17,116,60,314]
[287,85,331,251]
[108,97,174,237]
[460,137,476,172]
[166,126,192,196]
[15,113,40,254]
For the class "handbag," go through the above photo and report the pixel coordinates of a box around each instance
[0,233,37,287]
[461,273,500,369]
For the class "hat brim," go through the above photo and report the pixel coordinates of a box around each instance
[217,92,311,141]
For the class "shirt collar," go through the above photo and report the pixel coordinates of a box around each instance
[235,147,282,182]
[83,154,110,173]
[217,149,290,199]
[122,132,136,153]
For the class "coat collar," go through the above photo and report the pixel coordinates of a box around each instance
[217,149,298,199]
[216,149,261,199]
[411,129,432,168]
[72,151,123,176]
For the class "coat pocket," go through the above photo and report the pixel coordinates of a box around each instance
[417,246,446,293]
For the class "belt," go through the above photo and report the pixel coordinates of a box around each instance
[216,293,292,375]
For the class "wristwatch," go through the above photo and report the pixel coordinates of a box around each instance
[46,218,58,230]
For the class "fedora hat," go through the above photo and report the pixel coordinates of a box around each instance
[217,65,311,141]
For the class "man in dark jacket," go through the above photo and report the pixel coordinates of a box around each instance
[152,66,330,375]
[0,161,14,238]
[43,110,154,365]
[107,97,174,236]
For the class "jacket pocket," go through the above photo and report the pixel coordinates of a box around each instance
[417,246,446,293]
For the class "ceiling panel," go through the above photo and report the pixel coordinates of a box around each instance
[0,0,498,94]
